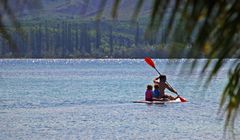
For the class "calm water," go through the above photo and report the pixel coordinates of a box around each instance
[0,59,239,140]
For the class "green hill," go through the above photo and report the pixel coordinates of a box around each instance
[13,0,153,20]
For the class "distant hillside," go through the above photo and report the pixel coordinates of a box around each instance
[11,0,153,20]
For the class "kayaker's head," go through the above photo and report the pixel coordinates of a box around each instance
[154,84,159,89]
[147,85,153,90]
[160,75,166,82]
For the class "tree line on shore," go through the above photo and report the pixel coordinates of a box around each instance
[0,19,193,58]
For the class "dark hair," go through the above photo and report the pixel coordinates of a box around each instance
[147,85,153,90]
[154,84,159,89]
[160,75,167,82]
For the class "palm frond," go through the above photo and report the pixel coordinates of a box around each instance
[131,0,144,22]
[128,0,240,130]
[219,63,240,130]
[96,0,108,20]
[0,0,42,57]
[112,0,121,19]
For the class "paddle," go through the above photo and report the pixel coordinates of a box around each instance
[144,57,187,102]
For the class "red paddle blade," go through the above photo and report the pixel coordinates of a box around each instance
[179,96,187,102]
[144,57,155,68]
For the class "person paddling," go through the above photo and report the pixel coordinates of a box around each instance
[153,75,179,100]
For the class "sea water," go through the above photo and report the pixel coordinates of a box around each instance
[0,59,239,140]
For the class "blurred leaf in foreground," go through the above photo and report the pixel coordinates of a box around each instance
[0,0,42,56]
[108,0,240,132]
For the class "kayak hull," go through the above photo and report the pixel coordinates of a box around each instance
[133,98,183,104]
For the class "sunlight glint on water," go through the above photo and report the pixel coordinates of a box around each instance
[0,59,239,140]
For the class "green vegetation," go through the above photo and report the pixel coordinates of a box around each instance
[0,19,192,58]
[0,0,239,134]
[123,0,240,132]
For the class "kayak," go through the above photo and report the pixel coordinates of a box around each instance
[133,97,183,104]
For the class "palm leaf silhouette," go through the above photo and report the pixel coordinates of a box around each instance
[106,0,240,130]
[0,0,239,132]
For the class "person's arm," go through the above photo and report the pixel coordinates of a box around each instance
[165,83,178,95]
[153,76,160,84]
